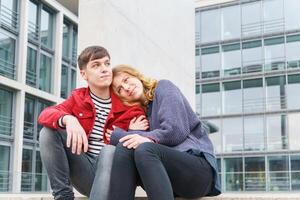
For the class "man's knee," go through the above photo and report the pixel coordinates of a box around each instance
[39,127,64,149]
[96,145,116,169]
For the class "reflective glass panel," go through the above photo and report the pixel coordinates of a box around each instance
[244,116,264,151]
[222,43,241,76]
[242,40,263,73]
[266,114,287,150]
[243,79,264,113]
[223,81,242,114]
[201,46,220,78]
[268,155,289,191]
[221,5,241,40]
[39,54,52,92]
[223,117,243,152]
[0,88,13,136]
[201,83,221,116]
[200,9,221,43]
[245,157,265,191]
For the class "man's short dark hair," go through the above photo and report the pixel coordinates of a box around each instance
[77,46,110,70]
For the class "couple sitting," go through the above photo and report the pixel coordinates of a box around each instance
[38,46,221,200]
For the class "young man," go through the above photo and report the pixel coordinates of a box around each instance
[38,46,145,200]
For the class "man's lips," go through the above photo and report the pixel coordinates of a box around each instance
[100,75,111,79]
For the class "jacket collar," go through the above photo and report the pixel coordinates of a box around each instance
[83,87,130,113]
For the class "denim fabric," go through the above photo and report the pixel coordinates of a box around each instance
[108,142,213,200]
[39,127,115,200]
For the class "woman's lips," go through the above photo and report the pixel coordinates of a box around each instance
[129,86,136,96]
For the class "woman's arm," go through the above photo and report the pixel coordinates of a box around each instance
[111,80,194,146]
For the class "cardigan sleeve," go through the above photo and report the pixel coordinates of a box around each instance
[110,80,192,146]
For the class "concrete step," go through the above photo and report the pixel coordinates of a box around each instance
[1,193,300,200]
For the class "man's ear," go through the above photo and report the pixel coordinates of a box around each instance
[80,69,87,81]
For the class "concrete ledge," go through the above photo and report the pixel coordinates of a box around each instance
[1,193,300,200]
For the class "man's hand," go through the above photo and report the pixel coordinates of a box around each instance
[119,134,153,149]
[129,115,149,130]
[63,115,88,155]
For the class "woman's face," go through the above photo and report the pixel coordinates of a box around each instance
[113,72,145,103]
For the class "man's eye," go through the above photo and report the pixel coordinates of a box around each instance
[106,62,110,66]
[124,77,128,83]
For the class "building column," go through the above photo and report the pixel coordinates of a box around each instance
[11,0,29,192]
[53,11,63,97]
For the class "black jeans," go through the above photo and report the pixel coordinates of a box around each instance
[108,142,213,200]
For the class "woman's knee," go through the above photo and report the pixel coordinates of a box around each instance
[134,142,158,160]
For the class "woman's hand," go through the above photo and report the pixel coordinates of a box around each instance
[129,115,149,130]
[120,134,153,149]
[105,129,113,143]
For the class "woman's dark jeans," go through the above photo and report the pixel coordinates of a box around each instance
[109,142,213,200]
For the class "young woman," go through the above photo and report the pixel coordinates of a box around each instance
[106,65,221,200]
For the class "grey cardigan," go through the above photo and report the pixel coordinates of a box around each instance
[111,80,221,196]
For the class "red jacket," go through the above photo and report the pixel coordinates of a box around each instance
[38,87,145,144]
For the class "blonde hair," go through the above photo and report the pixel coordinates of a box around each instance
[112,64,157,110]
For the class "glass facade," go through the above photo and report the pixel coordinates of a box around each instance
[196,0,300,192]
[61,19,77,98]
[26,0,54,93]
[22,95,52,191]
[0,87,13,192]
[0,0,78,194]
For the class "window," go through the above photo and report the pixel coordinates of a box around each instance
[28,0,54,49]
[26,1,55,93]
[0,145,10,192]
[61,20,77,98]
[21,149,48,192]
[39,53,52,92]
[241,1,262,37]
[266,114,287,151]
[223,117,243,152]
[201,83,221,116]
[288,113,300,151]
[0,32,16,79]
[243,79,264,113]
[291,155,300,190]
[0,0,18,30]
[222,43,241,77]
[263,0,284,33]
[284,0,300,31]
[22,95,52,192]
[207,119,221,153]
[201,46,220,78]
[265,76,286,111]
[200,9,220,43]
[286,34,300,69]
[264,37,285,71]
[224,158,243,191]
[242,40,263,74]
[245,157,265,191]
[221,5,241,40]
[287,74,300,109]
[26,47,37,86]
[244,116,264,151]
[268,155,289,191]
[0,87,13,136]
[23,95,52,141]
[222,81,242,114]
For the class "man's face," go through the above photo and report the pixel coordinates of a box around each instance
[80,56,112,89]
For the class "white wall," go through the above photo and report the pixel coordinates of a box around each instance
[78,0,195,107]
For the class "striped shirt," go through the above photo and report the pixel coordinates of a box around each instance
[87,92,112,157]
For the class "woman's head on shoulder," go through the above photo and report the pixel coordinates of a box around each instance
[112,64,157,109]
